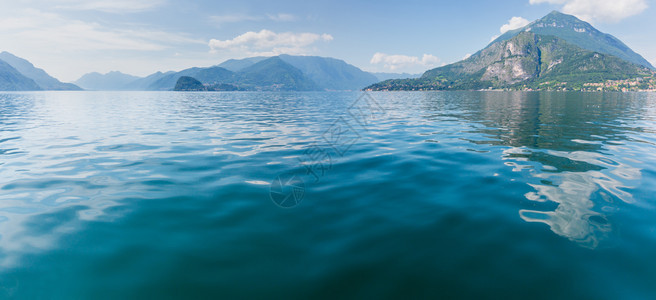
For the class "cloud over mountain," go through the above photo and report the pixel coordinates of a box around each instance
[208,30,333,56]
[500,17,530,34]
[370,53,440,71]
[529,0,648,23]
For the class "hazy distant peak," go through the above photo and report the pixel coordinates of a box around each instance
[0,51,81,90]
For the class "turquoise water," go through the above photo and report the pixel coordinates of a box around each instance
[1,91,655,298]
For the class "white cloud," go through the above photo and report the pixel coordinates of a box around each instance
[54,0,166,13]
[463,53,472,60]
[529,0,648,23]
[0,9,202,52]
[489,16,530,43]
[268,13,296,22]
[209,14,262,24]
[500,17,530,33]
[0,8,205,81]
[210,13,297,26]
[208,30,333,56]
[370,53,440,71]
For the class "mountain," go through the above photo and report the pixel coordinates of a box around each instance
[372,72,421,81]
[237,56,320,91]
[217,57,268,72]
[75,71,141,90]
[276,55,378,90]
[173,76,245,92]
[123,71,174,90]
[0,52,81,90]
[74,70,174,91]
[0,59,42,91]
[492,11,654,70]
[367,32,652,91]
[174,76,206,91]
[148,67,235,91]
[150,57,321,91]
[366,12,654,91]
[75,55,378,91]
[217,55,379,90]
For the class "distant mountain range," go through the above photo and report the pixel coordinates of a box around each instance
[0,52,393,92]
[367,11,655,91]
[4,11,651,93]
[0,59,41,91]
[168,56,321,91]
[0,52,80,91]
[72,55,416,91]
[75,71,141,91]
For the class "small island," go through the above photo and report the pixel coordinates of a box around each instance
[174,76,245,91]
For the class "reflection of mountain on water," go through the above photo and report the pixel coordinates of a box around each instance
[507,147,640,248]
[426,91,652,248]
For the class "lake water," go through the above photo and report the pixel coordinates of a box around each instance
[1,91,655,298]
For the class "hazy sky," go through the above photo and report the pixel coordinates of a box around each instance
[0,0,654,82]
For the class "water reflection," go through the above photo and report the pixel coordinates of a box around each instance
[0,90,654,272]
[0,92,190,267]
[510,147,640,248]
[421,91,654,248]
[0,91,371,267]
[178,92,359,157]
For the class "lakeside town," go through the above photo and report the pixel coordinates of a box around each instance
[511,73,656,92]
[580,74,656,92]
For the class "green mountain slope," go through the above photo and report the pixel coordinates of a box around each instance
[217,57,268,72]
[277,54,378,90]
[236,57,320,91]
[76,55,377,91]
[174,76,206,91]
[123,71,174,90]
[0,52,81,90]
[149,57,320,91]
[491,11,653,70]
[148,67,235,90]
[173,76,245,92]
[217,55,378,90]
[0,59,42,91]
[366,32,652,91]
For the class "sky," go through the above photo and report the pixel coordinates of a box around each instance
[0,0,654,82]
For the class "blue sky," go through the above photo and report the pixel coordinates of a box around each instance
[0,0,654,82]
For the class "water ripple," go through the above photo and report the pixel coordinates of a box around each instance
[0,91,655,297]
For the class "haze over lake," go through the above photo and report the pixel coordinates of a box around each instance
[1,91,655,298]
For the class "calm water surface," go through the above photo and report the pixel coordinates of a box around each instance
[0,91,655,298]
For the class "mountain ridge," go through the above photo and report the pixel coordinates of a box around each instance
[75,71,141,91]
[78,55,380,91]
[366,12,655,91]
[366,31,652,91]
[0,52,81,90]
[0,59,42,91]
[276,54,378,90]
[236,56,320,91]
[490,11,654,70]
